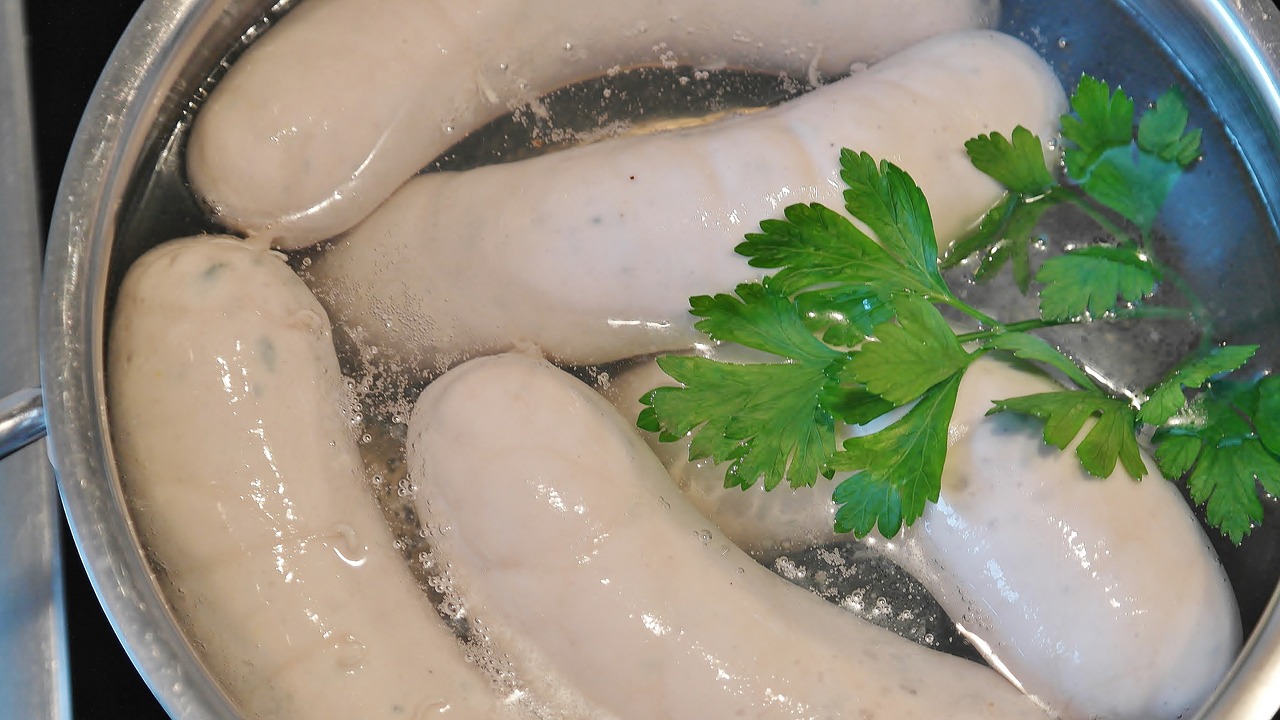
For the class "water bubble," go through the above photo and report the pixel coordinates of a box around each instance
[397,477,416,498]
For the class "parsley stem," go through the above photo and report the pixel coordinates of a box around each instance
[1051,187,1136,247]
[1149,257,1215,348]
[940,297,1001,328]
[954,304,1195,345]
[1110,305,1196,323]
[955,318,1071,343]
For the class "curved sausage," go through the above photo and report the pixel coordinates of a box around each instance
[108,236,510,719]
[606,353,1242,719]
[188,0,999,248]
[407,350,1049,719]
[310,29,1065,370]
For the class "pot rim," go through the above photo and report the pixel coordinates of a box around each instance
[41,0,246,716]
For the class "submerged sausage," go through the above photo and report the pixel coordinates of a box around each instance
[310,29,1065,370]
[108,237,510,719]
[606,353,1242,719]
[188,0,999,248]
[407,350,1050,719]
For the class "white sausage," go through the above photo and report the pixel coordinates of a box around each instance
[310,29,1066,370]
[188,0,999,247]
[108,236,512,719]
[407,350,1050,719]
[606,353,1242,719]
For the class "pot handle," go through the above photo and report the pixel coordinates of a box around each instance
[0,387,46,460]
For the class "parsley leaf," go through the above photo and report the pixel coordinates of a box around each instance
[1061,74,1135,181]
[1154,433,1202,478]
[944,126,1057,291]
[1037,245,1160,321]
[687,280,845,363]
[1062,76,1199,231]
[737,202,947,301]
[1138,344,1258,425]
[1077,149,1181,232]
[1255,376,1280,456]
[1137,88,1202,167]
[795,286,894,349]
[965,126,1056,195]
[829,371,963,538]
[638,355,838,491]
[1186,440,1279,545]
[637,281,846,491]
[988,391,1147,479]
[839,150,953,300]
[842,294,972,405]
[984,331,1100,391]
[821,385,899,427]
[1154,382,1280,543]
[737,203,876,296]
[943,193,1056,292]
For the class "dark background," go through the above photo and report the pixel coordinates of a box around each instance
[20,1,1280,718]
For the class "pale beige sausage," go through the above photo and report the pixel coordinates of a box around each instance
[108,236,512,719]
[310,29,1065,370]
[407,350,1050,719]
[607,353,1242,720]
[188,0,999,248]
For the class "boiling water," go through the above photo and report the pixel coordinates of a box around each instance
[106,0,1280,707]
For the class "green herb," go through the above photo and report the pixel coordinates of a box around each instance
[638,74,1276,544]
[636,280,843,492]
[988,391,1146,479]
[1153,379,1280,544]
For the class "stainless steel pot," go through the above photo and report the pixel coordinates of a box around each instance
[11,0,1280,716]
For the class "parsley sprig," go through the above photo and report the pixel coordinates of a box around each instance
[638,74,1279,544]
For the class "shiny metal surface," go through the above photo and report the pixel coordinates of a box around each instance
[36,0,1280,718]
[0,0,69,716]
[0,388,48,461]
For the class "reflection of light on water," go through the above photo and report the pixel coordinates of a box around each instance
[956,622,1028,694]
[985,558,1020,603]
[641,613,670,636]
[606,318,672,330]
[332,522,368,568]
